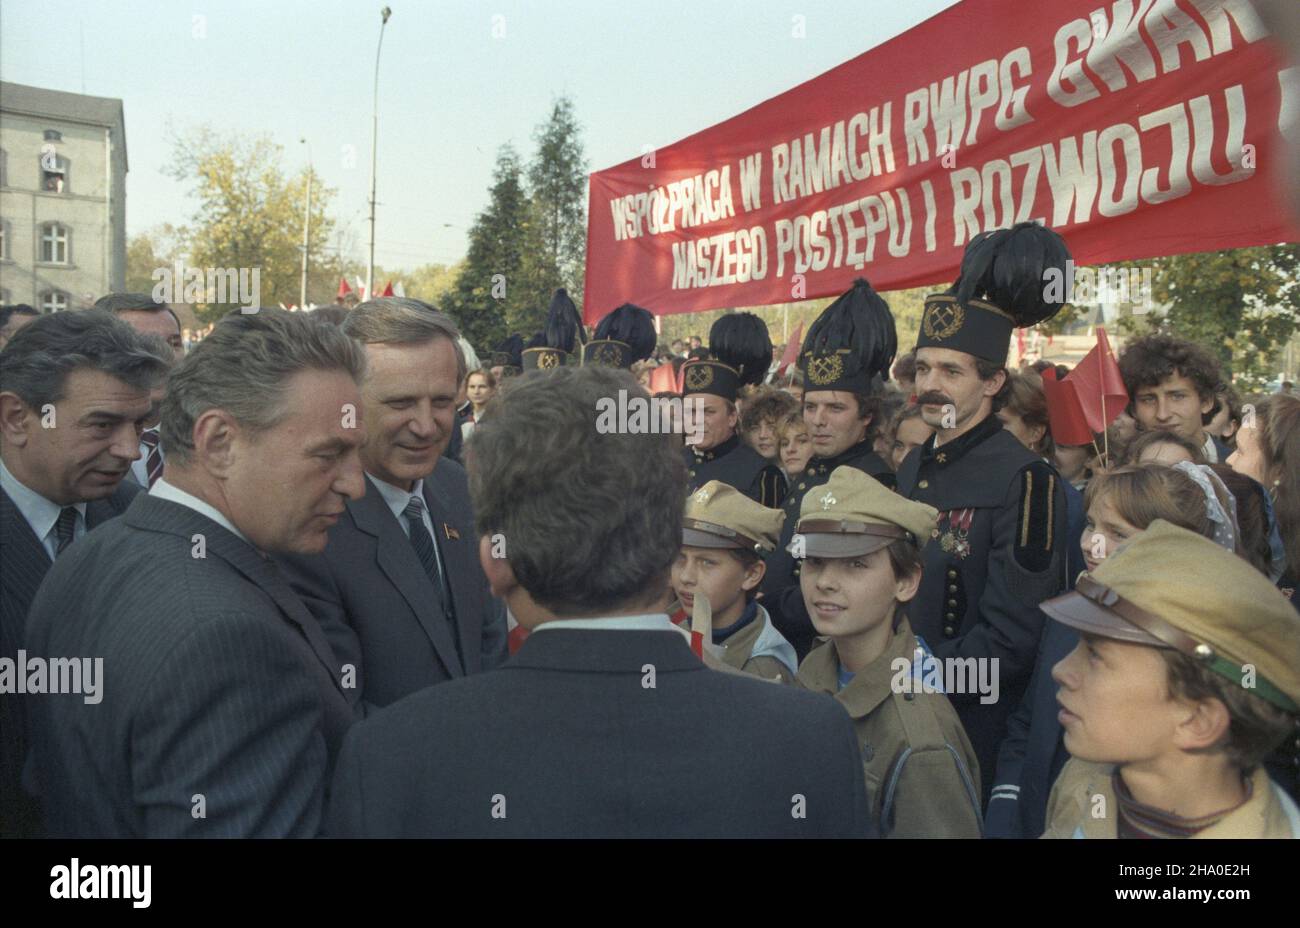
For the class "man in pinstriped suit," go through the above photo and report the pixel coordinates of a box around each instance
[23,309,364,837]
[0,311,168,838]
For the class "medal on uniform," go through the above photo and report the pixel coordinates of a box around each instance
[937,508,974,559]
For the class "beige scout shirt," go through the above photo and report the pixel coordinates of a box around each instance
[1042,758,1300,838]
[797,622,983,838]
[715,606,795,684]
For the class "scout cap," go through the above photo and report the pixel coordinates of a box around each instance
[683,480,783,555]
[791,466,937,558]
[1041,520,1300,713]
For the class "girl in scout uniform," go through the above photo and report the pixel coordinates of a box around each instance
[1040,521,1300,838]
[669,480,798,683]
[792,466,983,838]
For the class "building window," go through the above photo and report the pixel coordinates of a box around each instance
[0,148,7,187]
[43,130,63,142]
[40,153,70,193]
[40,222,70,263]
[40,290,69,313]
[0,218,8,259]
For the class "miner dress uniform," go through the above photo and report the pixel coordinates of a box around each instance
[681,315,787,507]
[793,467,982,837]
[760,278,900,659]
[896,413,1067,796]
[895,223,1074,801]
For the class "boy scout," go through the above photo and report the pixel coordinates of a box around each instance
[1041,521,1300,838]
[793,466,983,838]
[670,481,798,683]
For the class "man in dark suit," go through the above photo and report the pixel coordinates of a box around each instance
[327,365,872,838]
[0,310,169,838]
[277,298,506,712]
[24,310,365,837]
[93,293,188,490]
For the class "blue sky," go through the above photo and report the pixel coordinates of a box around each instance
[1,0,959,271]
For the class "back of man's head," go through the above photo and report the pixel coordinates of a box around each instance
[0,309,170,411]
[160,309,366,464]
[466,365,686,616]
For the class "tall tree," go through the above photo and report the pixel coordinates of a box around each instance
[518,96,588,330]
[1117,246,1300,390]
[164,127,336,319]
[125,223,186,293]
[443,145,530,351]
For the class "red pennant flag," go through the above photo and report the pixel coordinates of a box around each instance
[777,322,804,377]
[1040,367,1094,447]
[1063,327,1128,434]
[337,278,353,299]
[649,363,679,395]
[379,281,395,297]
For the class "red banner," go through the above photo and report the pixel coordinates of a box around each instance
[583,0,1300,324]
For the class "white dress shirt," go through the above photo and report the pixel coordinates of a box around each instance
[149,477,250,543]
[0,457,86,559]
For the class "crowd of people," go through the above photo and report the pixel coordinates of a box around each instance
[1,222,1298,839]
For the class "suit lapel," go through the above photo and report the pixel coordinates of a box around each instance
[0,488,53,637]
[349,476,463,678]
[423,474,478,672]
[125,495,346,694]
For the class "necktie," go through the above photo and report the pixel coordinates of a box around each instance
[54,506,78,557]
[403,495,462,666]
[140,428,164,488]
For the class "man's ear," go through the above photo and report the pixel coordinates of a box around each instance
[191,408,240,476]
[1174,695,1232,752]
[1029,422,1048,451]
[0,392,34,446]
[895,562,923,604]
[479,534,518,598]
[741,557,766,593]
[981,368,1008,399]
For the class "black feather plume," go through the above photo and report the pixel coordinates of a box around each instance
[800,278,897,382]
[594,303,656,364]
[953,221,1072,327]
[709,312,772,387]
[544,289,586,352]
[494,333,524,367]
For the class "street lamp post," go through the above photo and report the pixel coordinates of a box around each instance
[299,138,312,310]
[366,6,392,300]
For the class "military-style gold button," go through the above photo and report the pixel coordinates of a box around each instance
[943,626,955,636]
[793,567,801,577]
[918,480,929,489]
[798,482,806,490]
[947,570,957,579]
[947,599,957,608]
[945,611,955,619]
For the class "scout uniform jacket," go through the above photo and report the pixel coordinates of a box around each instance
[797,621,983,838]
[670,603,797,684]
[895,414,1068,796]
[761,438,895,659]
[1042,759,1300,838]
[684,435,787,508]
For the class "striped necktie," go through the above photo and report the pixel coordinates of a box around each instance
[403,495,462,666]
[54,506,78,557]
[140,428,164,488]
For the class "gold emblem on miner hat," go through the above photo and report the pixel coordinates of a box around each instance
[685,363,714,391]
[806,352,844,386]
[922,299,964,340]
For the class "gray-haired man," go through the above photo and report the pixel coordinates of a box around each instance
[0,310,170,837]
[24,309,365,837]
[277,298,507,714]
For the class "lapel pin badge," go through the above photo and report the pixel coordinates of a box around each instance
[443,523,460,541]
